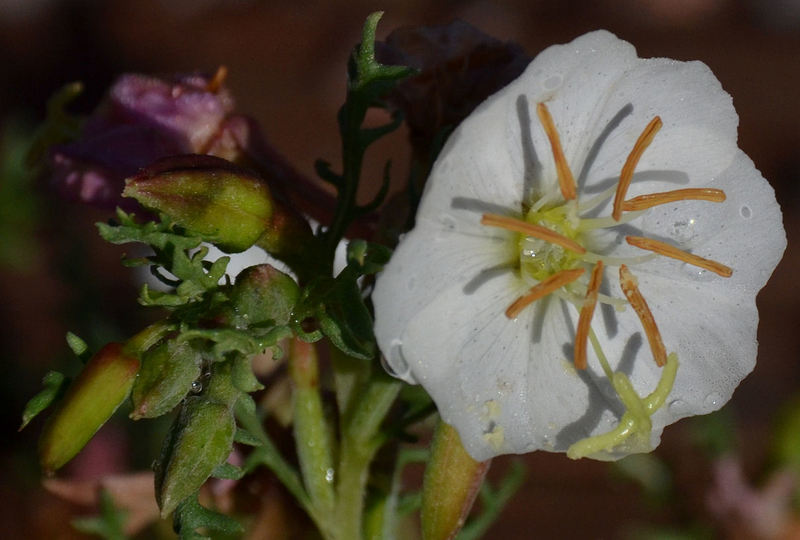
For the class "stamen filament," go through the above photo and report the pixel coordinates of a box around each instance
[536,103,577,201]
[481,213,586,254]
[574,261,604,370]
[506,268,585,319]
[622,188,726,211]
[206,65,228,93]
[612,116,663,221]
[626,236,733,277]
[619,265,667,367]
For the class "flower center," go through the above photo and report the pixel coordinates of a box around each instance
[519,202,582,282]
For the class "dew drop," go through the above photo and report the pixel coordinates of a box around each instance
[740,205,752,219]
[670,219,697,244]
[190,380,203,393]
[381,339,412,381]
[441,214,457,232]
[543,74,563,91]
[325,468,335,483]
[668,398,688,415]
[682,263,715,282]
[704,392,722,408]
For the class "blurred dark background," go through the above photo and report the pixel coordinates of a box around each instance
[1,1,798,538]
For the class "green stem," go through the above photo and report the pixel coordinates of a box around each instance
[288,339,336,522]
[234,400,322,527]
[324,101,366,267]
[334,369,401,540]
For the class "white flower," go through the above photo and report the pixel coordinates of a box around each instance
[372,30,786,461]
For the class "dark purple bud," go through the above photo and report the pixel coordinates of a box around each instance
[377,21,530,155]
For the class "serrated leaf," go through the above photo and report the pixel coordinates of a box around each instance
[65,332,88,357]
[345,239,391,275]
[233,428,262,447]
[173,494,243,539]
[19,371,67,430]
[71,489,128,540]
[211,462,244,480]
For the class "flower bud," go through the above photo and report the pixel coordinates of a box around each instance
[124,155,277,253]
[154,396,236,517]
[227,264,299,328]
[421,421,490,540]
[130,339,201,420]
[39,343,140,474]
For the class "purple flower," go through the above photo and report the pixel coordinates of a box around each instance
[50,69,235,208]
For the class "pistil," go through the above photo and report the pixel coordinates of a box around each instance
[536,103,577,201]
[612,117,663,221]
[622,188,725,211]
[574,261,604,370]
[619,265,667,367]
[506,268,585,319]
[626,236,733,277]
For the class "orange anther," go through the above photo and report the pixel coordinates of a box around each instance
[207,65,228,93]
[612,116,663,221]
[481,213,586,254]
[619,265,667,367]
[622,188,726,211]
[574,261,604,370]
[626,236,732,277]
[506,268,585,319]
[536,103,577,201]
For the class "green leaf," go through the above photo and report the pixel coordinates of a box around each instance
[26,81,84,168]
[19,371,67,430]
[233,428,262,447]
[72,489,128,540]
[173,494,243,540]
[345,239,391,275]
[66,332,89,357]
[212,462,245,480]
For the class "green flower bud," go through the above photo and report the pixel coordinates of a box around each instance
[130,339,201,420]
[421,421,490,540]
[228,264,299,328]
[123,155,316,260]
[154,396,236,517]
[39,343,140,474]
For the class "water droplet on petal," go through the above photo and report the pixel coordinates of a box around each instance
[381,339,413,382]
[190,380,203,393]
[668,398,688,416]
[670,219,697,244]
[441,214,457,232]
[543,74,563,91]
[740,205,752,219]
[682,263,715,282]
[704,392,722,408]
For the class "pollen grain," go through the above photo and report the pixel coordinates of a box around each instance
[612,116,663,221]
[619,264,667,367]
[536,102,577,201]
[482,213,586,254]
[574,261,604,370]
[506,268,585,319]
[626,236,733,277]
[622,188,726,211]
